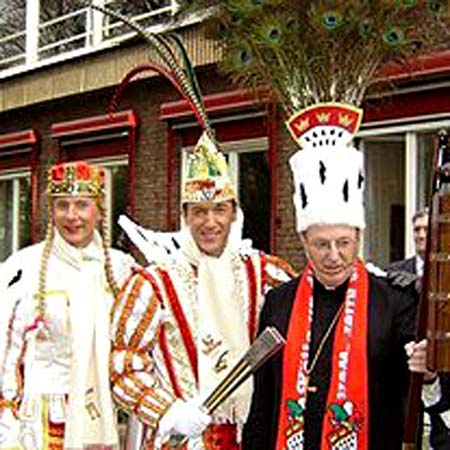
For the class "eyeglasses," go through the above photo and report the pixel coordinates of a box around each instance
[309,237,357,254]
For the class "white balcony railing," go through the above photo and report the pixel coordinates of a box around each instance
[0,0,178,80]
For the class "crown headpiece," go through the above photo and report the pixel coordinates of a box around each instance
[288,103,365,232]
[287,103,363,149]
[48,161,105,197]
[182,132,236,203]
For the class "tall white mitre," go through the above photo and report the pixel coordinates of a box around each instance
[287,103,365,232]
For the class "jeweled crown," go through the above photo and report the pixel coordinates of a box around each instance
[48,161,105,197]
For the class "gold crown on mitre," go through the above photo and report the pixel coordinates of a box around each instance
[287,103,363,148]
[182,131,236,204]
[288,103,365,232]
[48,161,105,197]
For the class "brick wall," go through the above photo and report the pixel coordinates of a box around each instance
[275,124,306,270]
[0,66,304,270]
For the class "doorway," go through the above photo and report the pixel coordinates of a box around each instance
[363,134,405,267]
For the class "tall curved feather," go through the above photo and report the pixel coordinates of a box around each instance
[167,33,205,119]
[91,3,212,134]
[108,63,208,129]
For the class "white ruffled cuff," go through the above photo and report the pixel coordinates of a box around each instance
[422,377,441,408]
[440,409,450,430]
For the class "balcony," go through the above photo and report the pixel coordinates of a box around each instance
[0,0,179,80]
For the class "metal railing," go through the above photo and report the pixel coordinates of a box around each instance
[0,0,177,79]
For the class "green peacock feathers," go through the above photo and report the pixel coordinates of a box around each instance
[176,0,450,114]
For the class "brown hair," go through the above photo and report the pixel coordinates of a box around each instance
[412,208,429,224]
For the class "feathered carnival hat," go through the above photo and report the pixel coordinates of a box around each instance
[182,132,236,203]
[48,161,105,197]
[177,0,450,231]
[91,4,236,206]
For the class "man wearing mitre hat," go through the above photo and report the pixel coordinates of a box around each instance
[110,131,295,449]
[243,104,418,450]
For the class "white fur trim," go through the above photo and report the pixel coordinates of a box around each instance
[290,144,365,232]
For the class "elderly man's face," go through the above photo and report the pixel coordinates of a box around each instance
[184,201,236,257]
[301,224,360,288]
[53,196,100,248]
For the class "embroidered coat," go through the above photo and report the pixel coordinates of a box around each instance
[242,271,418,450]
[0,236,133,450]
[110,248,282,448]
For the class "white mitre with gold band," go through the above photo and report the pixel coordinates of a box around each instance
[287,102,365,233]
[182,131,236,204]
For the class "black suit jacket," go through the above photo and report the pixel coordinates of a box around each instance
[385,256,450,449]
[385,256,417,275]
[243,272,417,450]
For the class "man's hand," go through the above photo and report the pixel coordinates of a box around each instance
[154,397,211,449]
[405,339,437,382]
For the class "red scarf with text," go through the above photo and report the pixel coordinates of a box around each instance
[276,259,369,450]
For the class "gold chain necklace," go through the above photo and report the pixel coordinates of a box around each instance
[303,301,346,398]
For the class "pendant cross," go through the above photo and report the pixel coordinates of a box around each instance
[304,374,317,398]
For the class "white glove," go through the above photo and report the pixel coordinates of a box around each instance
[0,409,20,446]
[154,398,211,448]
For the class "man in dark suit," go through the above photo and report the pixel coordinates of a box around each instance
[388,208,450,450]
[386,208,428,277]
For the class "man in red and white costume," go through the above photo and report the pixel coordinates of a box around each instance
[110,132,293,449]
[242,104,418,450]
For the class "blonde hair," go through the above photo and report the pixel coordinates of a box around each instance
[35,195,119,324]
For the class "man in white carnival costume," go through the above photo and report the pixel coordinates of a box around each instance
[0,161,133,450]
[110,131,294,449]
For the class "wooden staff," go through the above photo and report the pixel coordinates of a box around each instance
[403,129,450,449]
[427,129,450,372]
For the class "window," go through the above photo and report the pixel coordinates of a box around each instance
[0,0,175,75]
[360,125,450,265]
[362,134,405,266]
[225,139,271,253]
[102,0,174,39]
[39,0,88,58]
[0,0,26,70]
[416,132,436,210]
[90,158,129,248]
[0,129,38,262]
[0,171,31,261]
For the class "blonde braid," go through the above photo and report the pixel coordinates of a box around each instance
[35,203,54,322]
[98,200,120,300]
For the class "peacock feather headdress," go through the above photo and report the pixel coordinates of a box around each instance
[91,3,236,204]
[178,0,450,231]
[177,0,450,114]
